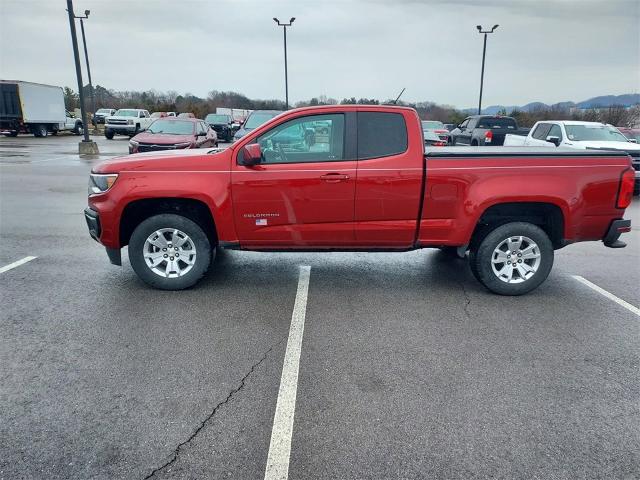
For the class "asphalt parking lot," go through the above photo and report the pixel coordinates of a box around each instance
[1,133,639,479]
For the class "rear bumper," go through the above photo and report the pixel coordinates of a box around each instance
[603,219,631,248]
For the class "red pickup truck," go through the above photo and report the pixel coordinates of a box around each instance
[85,105,634,295]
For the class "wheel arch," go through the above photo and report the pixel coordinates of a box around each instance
[119,197,218,248]
[469,201,566,249]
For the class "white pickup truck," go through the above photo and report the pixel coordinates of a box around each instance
[104,109,153,139]
[504,120,640,195]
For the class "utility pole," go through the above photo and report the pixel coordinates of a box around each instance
[66,0,98,153]
[476,24,499,115]
[273,17,295,109]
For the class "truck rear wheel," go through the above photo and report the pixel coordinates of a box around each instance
[469,222,553,295]
[33,124,48,137]
[73,122,83,135]
[128,214,213,290]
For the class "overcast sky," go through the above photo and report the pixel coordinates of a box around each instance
[1,0,638,108]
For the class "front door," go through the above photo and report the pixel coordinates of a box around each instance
[231,113,357,247]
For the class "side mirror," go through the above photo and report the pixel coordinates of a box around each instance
[628,138,637,143]
[546,135,561,147]
[241,144,262,166]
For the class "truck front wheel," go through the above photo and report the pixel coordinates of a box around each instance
[469,222,553,295]
[105,129,114,139]
[128,214,213,290]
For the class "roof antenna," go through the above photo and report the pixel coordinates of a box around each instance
[392,87,406,105]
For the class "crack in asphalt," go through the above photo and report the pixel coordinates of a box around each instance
[459,280,472,319]
[143,339,283,479]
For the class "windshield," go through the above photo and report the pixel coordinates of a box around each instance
[205,114,230,124]
[147,119,194,135]
[422,121,444,130]
[244,112,280,129]
[114,109,139,117]
[565,125,629,142]
[96,109,111,114]
[477,117,517,129]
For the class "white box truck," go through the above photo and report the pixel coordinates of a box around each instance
[0,80,84,137]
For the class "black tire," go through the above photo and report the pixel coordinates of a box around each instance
[128,214,213,290]
[468,222,553,296]
[471,139,479,146]
[73,121,83,135]
[449,136,456,146]
[105,129,114,139]
[4,130,19,137]
[33,124,48,137]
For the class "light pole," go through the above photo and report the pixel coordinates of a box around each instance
[476,24,499,115]
[66,0,97,153]
[75,9,96,126]
[273,17,295,109]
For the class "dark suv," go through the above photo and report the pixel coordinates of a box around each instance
[449,115,529,146]
[204,113,234,142]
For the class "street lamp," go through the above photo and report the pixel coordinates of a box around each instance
[273,17,295,109]
[65,0,97,153]
[476,24,499,115]
[74,9,96,126]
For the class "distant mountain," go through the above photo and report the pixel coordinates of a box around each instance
[464,93,639,115]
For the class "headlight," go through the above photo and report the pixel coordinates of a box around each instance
[127,119,133,125]
[175,142,191,148]
[88,173,118,195]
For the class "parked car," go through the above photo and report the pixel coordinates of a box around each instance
[0,80,79,137]
[85,105,634,295]
[617,127,640,143]
[233,110,283,141]
[423,130,447,146]
[128,118,217,154]
[177,113,196,119]
[93,108,116,125]
[505,120,640,195]
[421,120,449,142]
[151,112,169,119]
[449,115,529,146]
[204,113,234,142]
[104,109,153,139]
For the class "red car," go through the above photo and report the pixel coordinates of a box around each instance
[128,118,217,154]
[617,126,640,143]
[86,105,633,295]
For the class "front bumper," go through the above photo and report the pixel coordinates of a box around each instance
[84,206,122,265]
[84,207,101,241]
[603,219,631,248]
[105,124,136,134]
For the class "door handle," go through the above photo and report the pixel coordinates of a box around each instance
[320,173,350,183]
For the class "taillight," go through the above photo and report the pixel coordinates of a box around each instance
[484,130,493,142]
[617,168,634,209]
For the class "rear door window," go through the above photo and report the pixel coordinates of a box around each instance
[357,112,408,159]
[477,117,517,129]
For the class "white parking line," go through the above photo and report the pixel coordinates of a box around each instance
[0,256,37,274]
[572,275,640,317]
[264,265,311,480]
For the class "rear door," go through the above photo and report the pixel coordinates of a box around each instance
[457,117,476,145]
[354,110,424,246]
[231,113,358,247]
